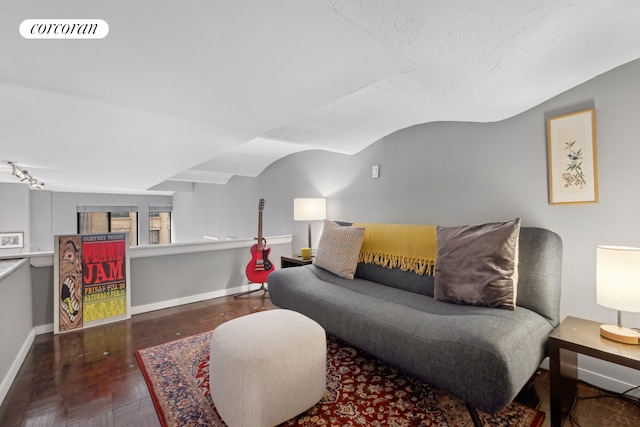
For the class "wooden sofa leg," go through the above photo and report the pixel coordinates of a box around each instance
[465,402,484,427]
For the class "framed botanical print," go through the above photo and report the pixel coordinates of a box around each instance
[547,108,598,204]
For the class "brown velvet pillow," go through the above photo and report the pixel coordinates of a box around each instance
[313,220,365,279]
[434,218,521,310]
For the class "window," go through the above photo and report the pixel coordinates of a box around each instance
[149,205,171,245]
[77,205,139,246]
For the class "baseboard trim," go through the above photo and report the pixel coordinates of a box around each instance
[34,323,53,335]
[578,366,640,399]
[539,357,640,399]
[130,283,262,315]
[0,329,35,407]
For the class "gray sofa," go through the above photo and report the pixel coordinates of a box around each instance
[268,226,562,424]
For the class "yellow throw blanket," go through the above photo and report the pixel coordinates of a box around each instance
[353,223,437,275]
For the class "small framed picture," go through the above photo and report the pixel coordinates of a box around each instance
[0,232,24,249]
[547,109,598,204]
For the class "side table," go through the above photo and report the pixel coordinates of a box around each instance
[281,255,313,269]
[548,316,640,427]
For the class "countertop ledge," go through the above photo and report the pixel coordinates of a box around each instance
[0,258,29,280]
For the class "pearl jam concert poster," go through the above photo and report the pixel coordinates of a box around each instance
[54,233,131,334]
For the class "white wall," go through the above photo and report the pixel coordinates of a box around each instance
[172,190,202,242]
[29,190,52,252]
[0,184,29,256]
[176,57,640,393]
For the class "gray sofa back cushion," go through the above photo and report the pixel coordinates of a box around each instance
[345,223,562,326]
[355,263,435,296]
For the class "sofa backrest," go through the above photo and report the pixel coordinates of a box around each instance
[515,227,563,326]
[353,226,562,326]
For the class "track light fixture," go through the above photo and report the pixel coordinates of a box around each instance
[6,161,45,189]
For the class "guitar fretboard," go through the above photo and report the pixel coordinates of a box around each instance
[257,199,265,251]
[257,210,263,251]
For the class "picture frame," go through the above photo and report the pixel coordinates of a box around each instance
[547,108,598,204]
[54,232,131,334]
[0,232,24,249]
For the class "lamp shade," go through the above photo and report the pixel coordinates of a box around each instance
[293,198,326,221]
[596,245,640,313]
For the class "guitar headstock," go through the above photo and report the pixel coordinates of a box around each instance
[258,198,266,211]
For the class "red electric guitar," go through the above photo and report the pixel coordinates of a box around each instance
[245,198,274,285]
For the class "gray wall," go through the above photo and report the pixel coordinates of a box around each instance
[179,57,640,391]
[130,242,291,307]
[30,264,54,327]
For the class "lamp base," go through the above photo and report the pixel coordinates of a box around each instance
[600,324,640,344]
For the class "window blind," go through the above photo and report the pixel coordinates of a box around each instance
[77,204,139,213]
[149,204,172,212]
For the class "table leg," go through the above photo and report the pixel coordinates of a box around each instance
[549,342,578,427]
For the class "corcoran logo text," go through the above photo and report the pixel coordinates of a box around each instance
[20,19,109,39]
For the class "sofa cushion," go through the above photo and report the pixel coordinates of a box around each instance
[434,218,521,310]
[313,220,365,279]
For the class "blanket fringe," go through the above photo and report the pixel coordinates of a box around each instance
[358,252,435,275]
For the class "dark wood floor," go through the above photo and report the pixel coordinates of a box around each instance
[1,293,639,426]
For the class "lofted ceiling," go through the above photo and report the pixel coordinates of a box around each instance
[1,0,640,194]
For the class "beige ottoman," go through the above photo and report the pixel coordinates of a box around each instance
[210,309,326,427]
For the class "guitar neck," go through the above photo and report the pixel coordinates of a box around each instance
[257,210,264,251]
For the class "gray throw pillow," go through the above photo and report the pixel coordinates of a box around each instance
[434,218,521,310]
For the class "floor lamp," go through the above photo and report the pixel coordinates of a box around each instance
[293,198,326,259]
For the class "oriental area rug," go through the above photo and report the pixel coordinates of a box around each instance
[136,331,544,427]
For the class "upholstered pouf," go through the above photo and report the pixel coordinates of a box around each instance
[209,309,326,427]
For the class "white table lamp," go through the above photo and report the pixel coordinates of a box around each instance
[596,245,640,344]
[293,198,326,251]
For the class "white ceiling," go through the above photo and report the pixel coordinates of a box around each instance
[1,0,640,194]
